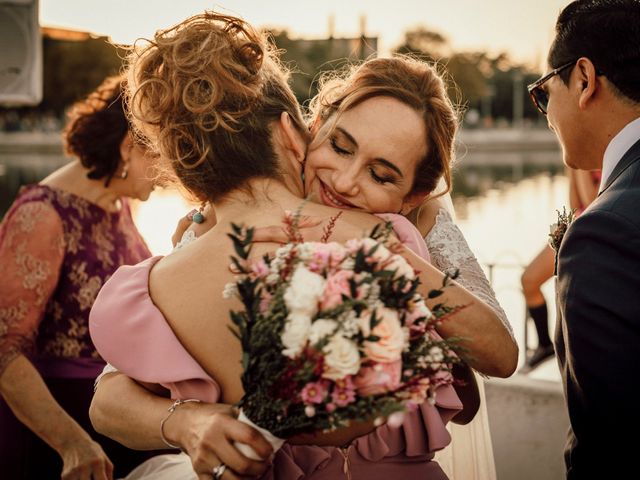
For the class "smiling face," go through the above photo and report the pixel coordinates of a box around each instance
[304,96,428,214]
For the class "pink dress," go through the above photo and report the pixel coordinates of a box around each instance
[90,214,462,479]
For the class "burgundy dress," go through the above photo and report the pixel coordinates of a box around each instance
[0,184,155,479]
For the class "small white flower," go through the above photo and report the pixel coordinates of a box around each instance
[339,311,360,338]
[295,243,314,261]
[429,346,444,363]
[374,417,384,427]
[365,283,382,308]
[305,405,316,417]
[322,335,361,380]
[340,257,355,271]
[222,282,238,299]
[266,273,281,285]
[387,411,405,429]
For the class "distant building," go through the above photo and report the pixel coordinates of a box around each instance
[292,36,378,62]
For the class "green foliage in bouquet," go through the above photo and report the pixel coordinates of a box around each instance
[226,220,465,439]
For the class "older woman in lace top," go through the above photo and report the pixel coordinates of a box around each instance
[0,76,157,479]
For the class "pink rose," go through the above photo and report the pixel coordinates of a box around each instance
[353,360,402,396]
[321,270,354,310]
[309,242,346,272]
[363,307,406,363]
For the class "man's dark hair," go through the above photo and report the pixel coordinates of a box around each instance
[549,0,640,103]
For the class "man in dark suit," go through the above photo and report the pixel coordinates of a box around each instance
[527,1,640,478]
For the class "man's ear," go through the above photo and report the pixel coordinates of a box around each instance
[279,112,307,165]
[575,57,599,110]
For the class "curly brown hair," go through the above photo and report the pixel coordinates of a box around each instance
[125,12,308,203]
[63,75,129,186]
[308,56,459,198]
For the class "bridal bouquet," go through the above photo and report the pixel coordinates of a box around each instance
[224,220,462,459]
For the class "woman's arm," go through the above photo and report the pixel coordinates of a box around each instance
[1,356,113,480]
[401,242,517,377]
[410,197,517,378]
[90,372,274,478]
[0,202,112,480]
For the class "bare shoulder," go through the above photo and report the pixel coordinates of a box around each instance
[411,196,449,237]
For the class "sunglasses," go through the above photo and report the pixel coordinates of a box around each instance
[527,61,576,115]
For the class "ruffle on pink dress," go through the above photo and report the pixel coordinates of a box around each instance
[90,215,461,479]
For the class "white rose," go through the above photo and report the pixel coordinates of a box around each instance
[309,318,339,345]
[383,254,416,280]
[363,307,405,363]
[322,335,361,380]
[281,312,311,358]
[284,265,325,317]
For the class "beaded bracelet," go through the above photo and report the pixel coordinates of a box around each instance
[160,398,202,449]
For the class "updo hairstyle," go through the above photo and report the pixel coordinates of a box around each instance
[64,75,129,186]
[125,12,308,203]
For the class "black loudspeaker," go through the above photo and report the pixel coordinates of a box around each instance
[0,0,41,106]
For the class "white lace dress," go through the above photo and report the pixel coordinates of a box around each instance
[428,208,511,480]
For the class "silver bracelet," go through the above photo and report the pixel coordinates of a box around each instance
[160,398,201,449]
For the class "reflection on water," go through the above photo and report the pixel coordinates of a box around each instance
[454,173,566,381]
[1,151,566,378]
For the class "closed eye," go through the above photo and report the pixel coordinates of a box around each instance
[369,167,395,185]
[330,137,353,156]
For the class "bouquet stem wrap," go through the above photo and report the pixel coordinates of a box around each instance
[234,409,286,460]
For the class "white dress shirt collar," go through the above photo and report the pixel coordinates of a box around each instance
[600,116,640,191]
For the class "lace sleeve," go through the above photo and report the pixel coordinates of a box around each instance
[172,229,197,252]
[0,201,66,375]
[425,208,513,338]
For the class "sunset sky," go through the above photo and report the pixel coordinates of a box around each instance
[40,0,572,70]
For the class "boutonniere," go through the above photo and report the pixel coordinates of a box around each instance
[549,207,576,274]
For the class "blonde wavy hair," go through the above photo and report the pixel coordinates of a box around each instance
[124,12,307,203]
[308,56,459,198]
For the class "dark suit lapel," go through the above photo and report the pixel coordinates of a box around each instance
[599,138,640,195]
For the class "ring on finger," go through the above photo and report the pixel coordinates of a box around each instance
[212,463,227,479]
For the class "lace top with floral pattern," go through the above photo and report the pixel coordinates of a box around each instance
[0,184,151,376]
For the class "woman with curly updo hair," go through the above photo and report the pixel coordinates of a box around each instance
[89,12,515,480]
[0,75,157,479]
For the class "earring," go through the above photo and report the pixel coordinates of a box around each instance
[120,162,129,180]
[189,203,206,224]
